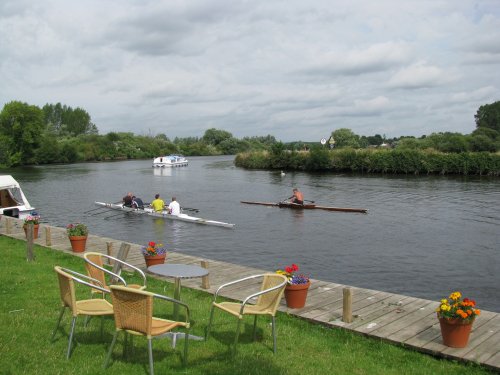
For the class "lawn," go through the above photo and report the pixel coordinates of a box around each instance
[0,236,493,375]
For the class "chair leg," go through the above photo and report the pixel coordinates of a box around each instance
[148,338,154,375]
[66,316,77,359]
[51,306,66,341]
[123,331,128,357]
[103,330,118,369]
[206,304,215,340]
[233,318,242,355]
[183,327,189,366]
[271,316,277,354]
[253,315,258,341]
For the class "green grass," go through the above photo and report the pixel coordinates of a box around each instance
[0,236,493,375]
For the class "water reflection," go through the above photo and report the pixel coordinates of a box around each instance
[153,168,172,177]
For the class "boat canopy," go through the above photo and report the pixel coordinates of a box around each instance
[0,175,33,214]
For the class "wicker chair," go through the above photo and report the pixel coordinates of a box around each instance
[206,273,287,354]
[84,252,147,297]
[103,285,190,375]
[51,266,114,359]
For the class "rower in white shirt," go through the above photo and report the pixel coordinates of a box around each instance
[168,196,181,215]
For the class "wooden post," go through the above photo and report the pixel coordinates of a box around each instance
[45,227,52,246]
[201,261,210,289]
[26,223,35,262]
[5,218,12,234]
[110,243,130,283]
[106,242,114,264]
[342,287,353,323]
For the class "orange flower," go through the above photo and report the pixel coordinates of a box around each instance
[475,309,481,315]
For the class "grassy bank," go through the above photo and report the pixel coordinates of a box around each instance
[0,236,493,374]
[235,149,500,176]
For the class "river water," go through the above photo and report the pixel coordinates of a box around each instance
[3,156,499,312]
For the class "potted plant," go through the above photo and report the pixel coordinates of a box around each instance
[436,291,481,348]
[66,223,88,253]
[142,241,167,267]
[276,263,310,308]
[23,213,40,239]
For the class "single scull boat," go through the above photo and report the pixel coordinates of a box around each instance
[240,201,368,213]
[94,202,235,228]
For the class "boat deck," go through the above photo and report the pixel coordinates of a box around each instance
[2,218,498,371]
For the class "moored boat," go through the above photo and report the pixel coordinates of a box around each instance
[94,202,235,228]
[152,155,188,168]
[0,175,36,219]
[241,200,368,213]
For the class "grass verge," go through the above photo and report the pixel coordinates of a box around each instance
[0,236,494,375]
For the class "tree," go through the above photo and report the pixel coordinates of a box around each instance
[475,101,500,133]
[202,128,232,146]
[0,101,45,166]
[331,128,360,148]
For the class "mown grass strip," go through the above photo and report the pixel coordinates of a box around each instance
[0,236,494,374]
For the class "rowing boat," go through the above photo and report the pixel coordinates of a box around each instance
[94,202,235,228]
[240,201,368,213]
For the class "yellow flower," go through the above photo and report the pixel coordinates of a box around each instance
[440,299,448,305]
[449,292,461,301]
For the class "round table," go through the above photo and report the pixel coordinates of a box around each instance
[148,263,209,319]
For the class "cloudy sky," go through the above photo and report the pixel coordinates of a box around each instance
[1,0,499,142]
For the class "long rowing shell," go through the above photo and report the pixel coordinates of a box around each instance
[240,201,368,213]
[94,202,235,228]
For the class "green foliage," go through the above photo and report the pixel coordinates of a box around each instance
[235,149,500,176]
[331,128,360,148]
[475,100,500,133]
[202,128,233,146]
[0,101,45,166]
[43,103,97,136]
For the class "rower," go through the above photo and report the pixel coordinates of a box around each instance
[287,188,304,205]
[168,196,181,215]
[150,194,165,212]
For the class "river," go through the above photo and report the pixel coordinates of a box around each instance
[3,156,499,312]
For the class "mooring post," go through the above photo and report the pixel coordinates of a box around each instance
[26,223,35,261]
[342,287,353,323]
[45,226,52,246]
[5,217,12,234]
[201,261,210,289]
[106,242,114,264]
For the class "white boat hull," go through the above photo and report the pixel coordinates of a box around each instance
[94,202,235,228]
[152,155,188,168]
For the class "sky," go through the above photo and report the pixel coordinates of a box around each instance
[1,0,499,142]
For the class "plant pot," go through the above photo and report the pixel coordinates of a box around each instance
[438,317,474,348]
[144,254,166,267]
[23,224,39,239]
[68,235,87,253]
[284,281,310,308]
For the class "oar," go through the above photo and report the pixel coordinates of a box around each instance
[304,199,315,203]
[103,212,128,220]
[182,207,200,213]
[84,207,107,214]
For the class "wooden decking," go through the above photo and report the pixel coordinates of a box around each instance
[2,219,499,371]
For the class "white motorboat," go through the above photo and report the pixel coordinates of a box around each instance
[94,202,235,228]
[152,155,188,168]
[0,175,36,219]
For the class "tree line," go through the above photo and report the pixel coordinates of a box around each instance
[0,99,499,171]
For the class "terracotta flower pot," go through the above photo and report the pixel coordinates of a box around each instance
[23,224,39,239]
[68,235,87,253]
[438,317,474,348]
[144,253,166,267]
[284,281,310,308]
